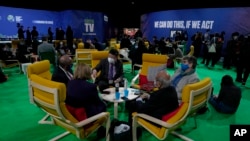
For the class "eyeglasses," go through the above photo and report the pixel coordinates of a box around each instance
[182,60,188,64]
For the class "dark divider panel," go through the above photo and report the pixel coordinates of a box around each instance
[141,7,250,55]
[0,6,106,42]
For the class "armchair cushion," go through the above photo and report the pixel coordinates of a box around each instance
[139,74,154,91]
[66,104,87,121]
[162,103,183,121]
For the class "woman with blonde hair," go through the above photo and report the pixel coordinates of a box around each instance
[66,63,107,120]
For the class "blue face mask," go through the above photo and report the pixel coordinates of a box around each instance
[181,63,189,71]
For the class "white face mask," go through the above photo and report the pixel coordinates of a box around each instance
[108,57,115,64]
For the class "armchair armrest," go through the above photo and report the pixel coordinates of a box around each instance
[131,69,141,86]
[133,113,175,128]
[70,112,110,128]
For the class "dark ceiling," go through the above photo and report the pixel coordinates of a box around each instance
[1,1,250,28]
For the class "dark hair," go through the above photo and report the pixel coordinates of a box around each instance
[109,48,119,57]
[182,56,197,69]
[221,75,234,86]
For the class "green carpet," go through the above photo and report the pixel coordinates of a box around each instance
[0,60,250,141]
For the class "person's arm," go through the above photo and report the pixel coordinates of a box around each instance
[114,60,124,83]
[92,59,104,78]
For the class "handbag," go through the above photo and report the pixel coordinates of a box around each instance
[109,119,132,141]
[208,43,216,53]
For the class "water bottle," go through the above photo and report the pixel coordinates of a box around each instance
[115,82,120,100]
[123,78,129,97]
[124,78,128,90]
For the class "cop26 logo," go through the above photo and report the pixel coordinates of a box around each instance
[7,15,23,23]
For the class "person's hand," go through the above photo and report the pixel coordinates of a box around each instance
[140,93,150,99]
[114,77,121,83]
[213,95,218,99]
[92,69,97,78]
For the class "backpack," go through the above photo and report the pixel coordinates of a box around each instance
[108,119,132,141]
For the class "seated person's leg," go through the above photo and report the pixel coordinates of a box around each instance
[97,80,110,92]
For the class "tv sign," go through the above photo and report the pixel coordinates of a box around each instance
[84,19,94,32]
[230,125,250,141]
[82,19,96,35]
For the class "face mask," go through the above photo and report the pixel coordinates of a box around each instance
[108,57,115,64]
[181,63,189,71]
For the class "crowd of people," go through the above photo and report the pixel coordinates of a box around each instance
[1,26,246,140]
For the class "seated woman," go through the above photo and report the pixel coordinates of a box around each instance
[209,75,242,114]
[66,63,107,120]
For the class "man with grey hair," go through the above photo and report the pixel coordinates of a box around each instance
[127,70,179,124]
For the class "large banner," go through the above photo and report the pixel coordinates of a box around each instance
[0,6,59,39]
[0,6,105,42]
[141,7,250,50]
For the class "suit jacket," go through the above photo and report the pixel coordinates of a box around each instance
[66,79,107,117]
[51,66,72,86]
[137,86,179,119]
[94,58,123,83]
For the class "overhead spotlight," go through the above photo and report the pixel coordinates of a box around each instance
[131,1,135,5]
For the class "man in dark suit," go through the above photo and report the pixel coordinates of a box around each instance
[92,48,124,92]
[51,54,73,86]
[127,71,179,124]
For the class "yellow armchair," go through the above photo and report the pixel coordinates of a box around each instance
[29,74,111,141]
[130,53,168,91]
[75,49,98,67]
[132,77,213,141]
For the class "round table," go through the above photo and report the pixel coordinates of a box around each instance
[100,87,139,119]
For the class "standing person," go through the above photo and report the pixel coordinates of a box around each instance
[48,27,54,43]
[66,25,74,53]
[31,26,39,41]
[236,34,250,85]
[18,25,25,39]
[209,75,241,114]
[26,26,32,47]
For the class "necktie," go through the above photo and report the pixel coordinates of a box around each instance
[66,71,73,80]
[109,63,113,80]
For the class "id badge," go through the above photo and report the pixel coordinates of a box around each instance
[109,80,113,84]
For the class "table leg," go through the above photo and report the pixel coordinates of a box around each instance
[114,102,118,119]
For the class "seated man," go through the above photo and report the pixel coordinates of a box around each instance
[171,56,200,101]
[92,48,124,92]
[127,71,179,124]
[51,54,73,86]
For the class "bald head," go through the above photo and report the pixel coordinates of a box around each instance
[59,55,72,68]
[155,71,171,88]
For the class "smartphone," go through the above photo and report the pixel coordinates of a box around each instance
[134,92,141,95]
[121,96,129,100]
